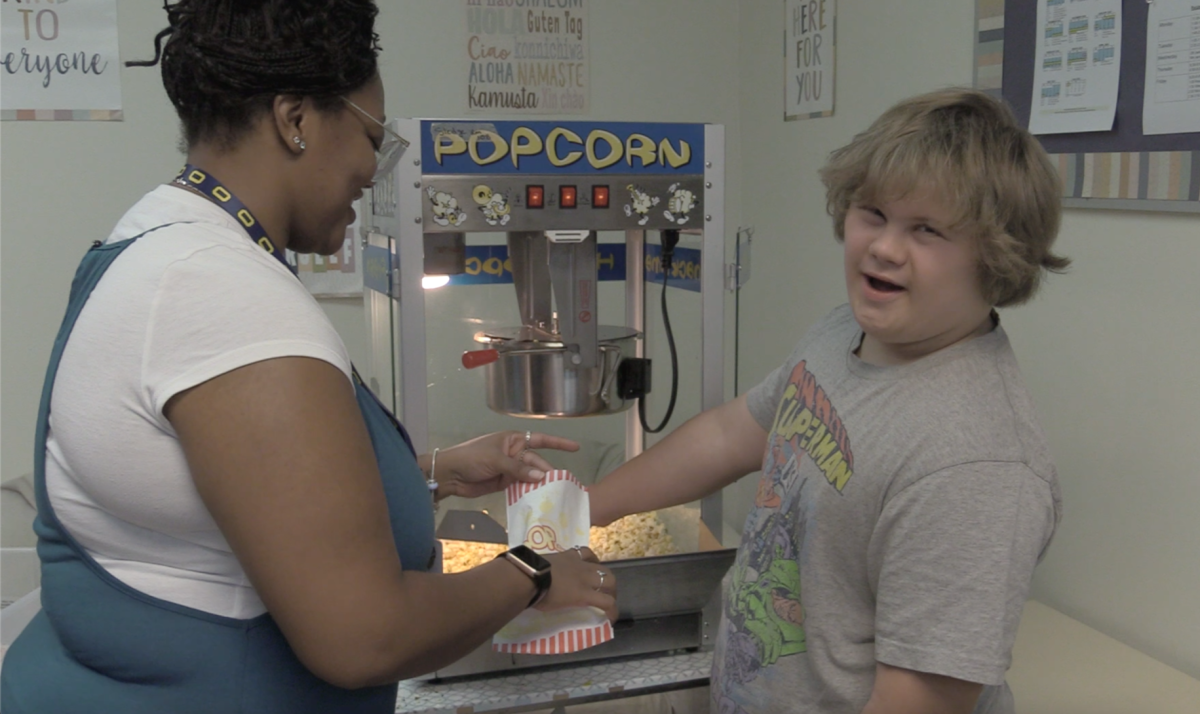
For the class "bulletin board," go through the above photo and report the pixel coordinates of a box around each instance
[974,0,1199,213]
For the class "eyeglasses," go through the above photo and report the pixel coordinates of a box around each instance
[341,96,409,182]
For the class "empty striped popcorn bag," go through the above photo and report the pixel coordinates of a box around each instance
[493,470,614,654]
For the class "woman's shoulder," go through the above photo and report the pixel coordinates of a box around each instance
[111,184,235,237]
[96,185,330,338]
[107,185,270,260]
[107,186,295,283]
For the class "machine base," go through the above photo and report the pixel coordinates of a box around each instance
[424,613,708,681]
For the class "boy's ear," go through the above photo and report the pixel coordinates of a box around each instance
[272,95,307,154]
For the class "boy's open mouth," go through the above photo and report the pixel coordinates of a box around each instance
[867,275,904,292]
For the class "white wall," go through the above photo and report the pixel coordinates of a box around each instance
[1003,210,1200,679]
[734,0,1200,679]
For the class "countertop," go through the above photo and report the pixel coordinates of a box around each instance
[394,650,711,713]
[1007,600,1200,714]
[393,600,1200,714]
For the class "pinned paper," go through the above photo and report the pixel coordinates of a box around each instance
[493,470,613,654]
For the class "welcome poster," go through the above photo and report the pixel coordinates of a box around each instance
[2,0,123,120]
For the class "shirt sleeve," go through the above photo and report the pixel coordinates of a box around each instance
[867,462,1057,685]
[141,238,352,423]
[744,361,789,431]
[744,306,853,432]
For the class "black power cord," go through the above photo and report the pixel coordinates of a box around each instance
[639,229,680,434]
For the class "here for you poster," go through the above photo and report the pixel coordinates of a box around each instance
[785,0,836,120]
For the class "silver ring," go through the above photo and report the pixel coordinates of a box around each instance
[524,430,532,448]
[572,545,585,559]
[597,569,606,588]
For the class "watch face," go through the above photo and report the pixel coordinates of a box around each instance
[509,545,552,574]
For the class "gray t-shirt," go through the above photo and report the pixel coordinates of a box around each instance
[712,304,1061,714]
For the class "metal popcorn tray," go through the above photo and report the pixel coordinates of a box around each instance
[426,510,736,681]
[608,549,737,621]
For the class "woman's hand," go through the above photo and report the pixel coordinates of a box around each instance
[537,547,618,622]
[431,431,580,500]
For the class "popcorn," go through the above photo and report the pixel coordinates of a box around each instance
[440,510,679,574]
[440,540,507,574]
[589,511,678,561]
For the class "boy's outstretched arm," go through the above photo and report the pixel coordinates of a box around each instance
[861,663,983,714]
[589,395,768,527]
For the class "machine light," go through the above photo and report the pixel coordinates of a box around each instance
[560,185,577,208]
[422,274,451,289]
[526,185,544,208]
[591,185,609,208]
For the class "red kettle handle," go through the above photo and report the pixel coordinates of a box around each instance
[461,349,500,369]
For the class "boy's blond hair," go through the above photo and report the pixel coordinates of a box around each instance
[820,88,1069,307]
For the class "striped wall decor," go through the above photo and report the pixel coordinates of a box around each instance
[793,110,835,120]
[2,110,123,121]
[973,0,1197,208]
[1055,152,1200,201]
[975,0,1005,96]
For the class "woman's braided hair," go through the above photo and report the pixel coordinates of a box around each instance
[127,0,380,149]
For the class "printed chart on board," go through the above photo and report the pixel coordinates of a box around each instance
[1028,0,1122,135]
[1142,0,1200,135]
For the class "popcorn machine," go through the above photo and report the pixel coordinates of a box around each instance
[361,120,736,677]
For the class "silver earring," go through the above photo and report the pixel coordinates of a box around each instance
[293,136,306,151]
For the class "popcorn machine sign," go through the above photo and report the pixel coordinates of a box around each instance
[422,121,705,175]
[1,0,123,120]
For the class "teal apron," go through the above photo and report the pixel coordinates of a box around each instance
[1,223,435,712]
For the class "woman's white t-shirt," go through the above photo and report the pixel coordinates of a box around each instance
[44,185,352,618]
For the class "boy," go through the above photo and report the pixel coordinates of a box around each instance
[589,88,1069,714]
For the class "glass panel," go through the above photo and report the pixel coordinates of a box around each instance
[641,230,705,451]
[363,231,399,413]
[424,229,629,533]
[640,229,707,552]
[422,228,710,558]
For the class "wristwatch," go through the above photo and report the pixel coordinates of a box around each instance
[497,545,553,608]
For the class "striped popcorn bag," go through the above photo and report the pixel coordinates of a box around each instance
[493,470,614,654]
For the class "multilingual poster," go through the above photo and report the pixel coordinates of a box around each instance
[1,0,123,121]
[464,0,589,115]
[785,0,836,120]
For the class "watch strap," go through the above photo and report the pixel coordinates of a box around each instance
[498,547,552,608]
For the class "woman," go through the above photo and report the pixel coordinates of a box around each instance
[0,2,616,712]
